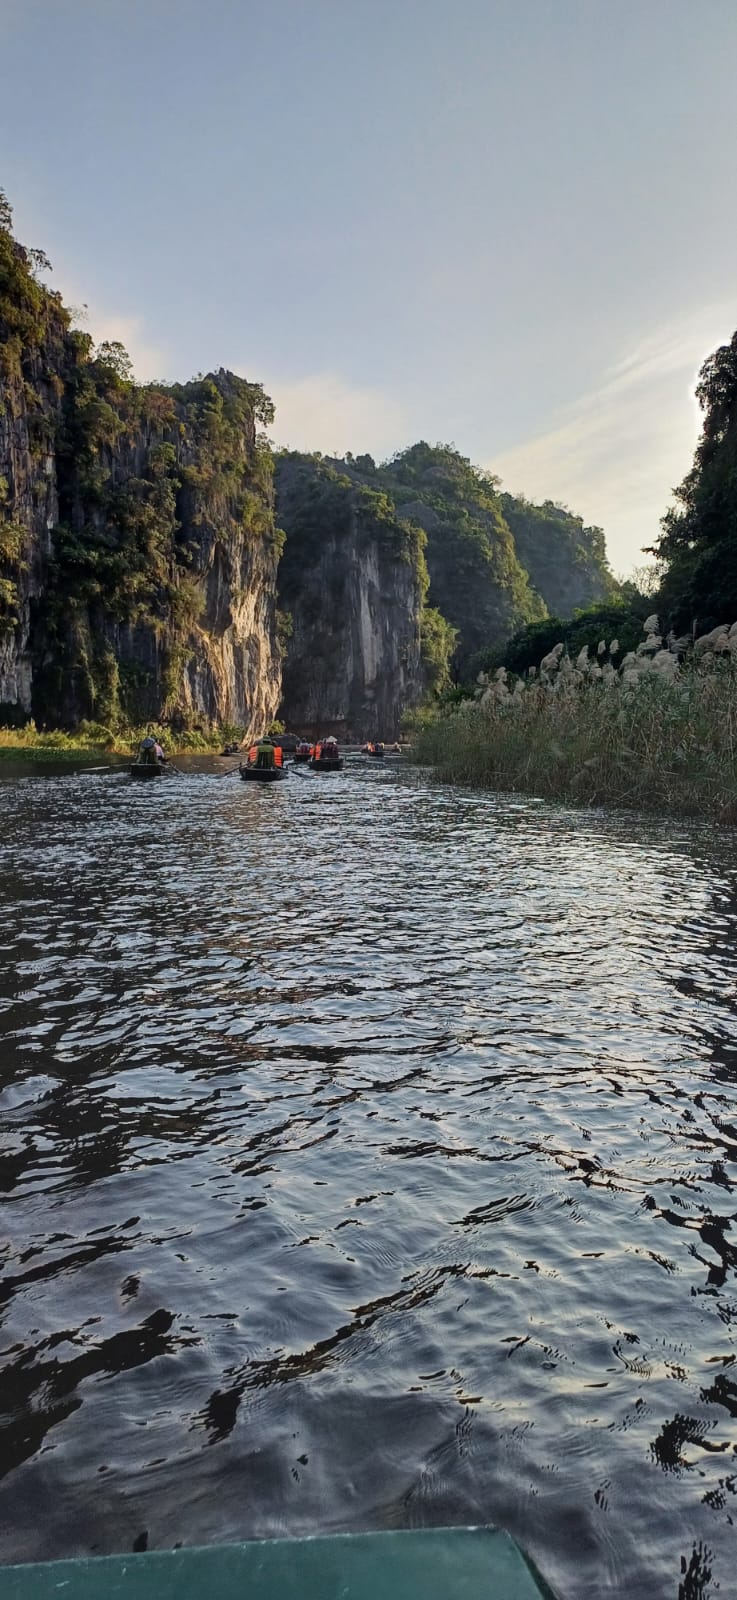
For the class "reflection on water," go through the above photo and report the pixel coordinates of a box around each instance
[1,759,736,1598]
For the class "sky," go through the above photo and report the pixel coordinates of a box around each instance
[1,0,736,575]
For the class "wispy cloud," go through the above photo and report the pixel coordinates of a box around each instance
[267,372,408,461]
[49,269,168,384]
[491,305,735,575]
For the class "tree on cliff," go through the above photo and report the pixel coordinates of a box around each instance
[655,330,737,631]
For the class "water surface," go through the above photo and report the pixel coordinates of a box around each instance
[1,759,736,1598]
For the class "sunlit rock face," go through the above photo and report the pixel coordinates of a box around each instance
[0,229,281,739]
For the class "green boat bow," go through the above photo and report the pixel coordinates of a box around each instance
[1,1527,557,1599]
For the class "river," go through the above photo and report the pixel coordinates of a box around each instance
[1,757,735,1598]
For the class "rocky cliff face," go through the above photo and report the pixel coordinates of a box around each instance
[499,493,615,620]
[275,456,426,739]
[0,210,281,735]
[370,444,548,677]
[373,445,615,676]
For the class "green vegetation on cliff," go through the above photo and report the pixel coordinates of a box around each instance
[0,190,280,735]
[499,494,616,619]
[377,443,547,675]
[330,445,615,681]
[2,187,620,740]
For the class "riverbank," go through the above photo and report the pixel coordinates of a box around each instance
[0,720,247,762]
[414,647,737,822]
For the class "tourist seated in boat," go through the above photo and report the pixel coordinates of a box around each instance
[296,739,312,754]
[255,736,276,769]
[139,736,167,766]
[323,736,339,755]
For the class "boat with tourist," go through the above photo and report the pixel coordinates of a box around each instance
[309,737,344,772]
[240,736,288,782]
[130,737,168,778]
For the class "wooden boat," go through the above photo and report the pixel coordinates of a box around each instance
[221,742,240,756]
[239,762,288,782]
[129,762,164,780]
[310,740,344,772]
[309,754,344,771]
[0,1527,558,1599]
[293,748,313,763]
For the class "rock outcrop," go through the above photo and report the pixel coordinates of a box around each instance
[1,205,281,734]
[275,455,426,739]
[499,493,615,620]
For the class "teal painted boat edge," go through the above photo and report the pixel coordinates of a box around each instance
[0,1527,558,1600]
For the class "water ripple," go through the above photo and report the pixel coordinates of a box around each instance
[0,760,736,1595]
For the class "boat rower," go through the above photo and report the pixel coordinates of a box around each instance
[255,736,275,769]
[139,736,167,766]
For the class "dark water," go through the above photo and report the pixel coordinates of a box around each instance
[1,759,736,1598]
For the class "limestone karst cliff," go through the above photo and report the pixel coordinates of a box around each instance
[275,455,428,739]
[0,202,281,734]
[2,195,619,739]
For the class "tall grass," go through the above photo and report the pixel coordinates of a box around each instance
[414,642,737,820]
[0,720,244,759]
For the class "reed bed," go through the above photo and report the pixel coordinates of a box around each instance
[415,623,737,821]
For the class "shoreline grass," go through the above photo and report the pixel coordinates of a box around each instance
[413,648,737,823]
[0,719,244,761]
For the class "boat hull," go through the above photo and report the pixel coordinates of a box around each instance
[293,750,312,763]
[309,757,344,772]
[129,763,163,780]
[0,1527,557,1599]
[239,765,288,782]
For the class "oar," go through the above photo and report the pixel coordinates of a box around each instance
[217,760,244,778]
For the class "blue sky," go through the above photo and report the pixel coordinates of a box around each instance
[1,0,736,572]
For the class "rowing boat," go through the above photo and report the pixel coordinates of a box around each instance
[309,755,344,771]
[239,763,289,782]
[129,763,163,780]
